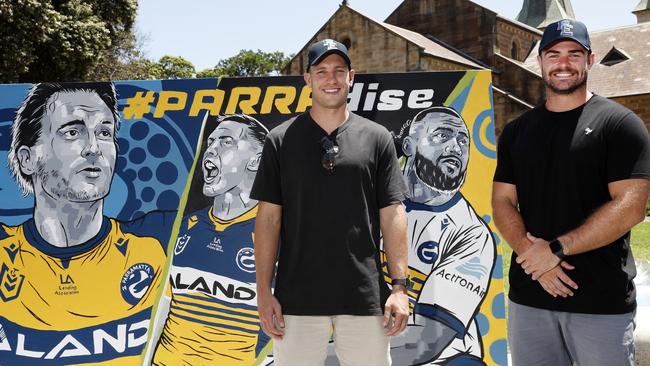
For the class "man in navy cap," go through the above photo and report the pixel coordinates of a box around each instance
[493,19,650,365]
[251,39,410,365]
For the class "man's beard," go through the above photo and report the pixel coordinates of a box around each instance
[543,67,588,95]
[36,159,107,201]
[414,152,465,193]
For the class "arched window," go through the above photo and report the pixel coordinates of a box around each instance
[341,37,352,50]
[511,41,519,60]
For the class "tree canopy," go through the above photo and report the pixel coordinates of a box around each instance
[0,2,293,82]
[198,49,293,78]
[0,0,138,83]
[150,55,195,79]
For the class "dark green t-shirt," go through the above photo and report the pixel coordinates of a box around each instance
[251,111,407,315]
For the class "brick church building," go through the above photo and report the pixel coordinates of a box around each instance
[281,0,650,134]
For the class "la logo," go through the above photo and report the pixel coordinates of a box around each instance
[60,274,75,284]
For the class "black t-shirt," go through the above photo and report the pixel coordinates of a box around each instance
[494,95,650,314]
[250,111,407,315]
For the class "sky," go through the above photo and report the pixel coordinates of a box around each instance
[136,0,641,71]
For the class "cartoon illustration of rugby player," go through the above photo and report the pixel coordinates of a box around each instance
[0,82,173,365]
[389,106,496,365]
[148,114,271,365]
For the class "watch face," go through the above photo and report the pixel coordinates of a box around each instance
[550,239,565,258]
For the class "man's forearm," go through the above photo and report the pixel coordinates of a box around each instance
[380,203,410,336]
[255,243,279,293]
[492,197,530,255]
[254,203,282,293]
[559,180,649,256]
[380,203,408,280]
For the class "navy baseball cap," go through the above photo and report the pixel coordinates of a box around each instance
[539,19,591,54]
[306,39,351,70]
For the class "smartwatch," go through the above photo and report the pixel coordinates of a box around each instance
[549,238,566,260]
[391,276,410,288]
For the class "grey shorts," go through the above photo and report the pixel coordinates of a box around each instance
[507,299,635,366]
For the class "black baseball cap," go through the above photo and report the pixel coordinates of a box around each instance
[539,19,591,54]
[306,39,351,70]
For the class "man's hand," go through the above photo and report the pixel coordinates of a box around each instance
[537,262,578,297]
[258,290,285,340]
[384,287,409,336]
[516,232,561,280]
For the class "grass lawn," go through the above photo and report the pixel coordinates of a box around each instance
[501,221,650,295]
[632,221,650,260]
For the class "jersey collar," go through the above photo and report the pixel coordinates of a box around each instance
[404,192,463,213]
[23,216,112,259]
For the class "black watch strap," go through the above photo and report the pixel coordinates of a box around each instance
[391,277,410,288]
[549,239,566,260]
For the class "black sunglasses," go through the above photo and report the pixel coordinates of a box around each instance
[320,136,339,173]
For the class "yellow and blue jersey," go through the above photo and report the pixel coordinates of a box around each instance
[0,212,172,365]
[153,206,269,366]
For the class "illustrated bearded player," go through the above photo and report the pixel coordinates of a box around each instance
[149,114,271,365]
[389,106,496,365]
[0,83,172,365]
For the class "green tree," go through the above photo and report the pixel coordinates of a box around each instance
[195,68,221,79]
[150,55,195,79]
[86,29,160,81]
[0,0,138,83]
[200,49,292,78]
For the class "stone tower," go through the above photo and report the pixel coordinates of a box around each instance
[633,0,650,23]
[516,0,576,29]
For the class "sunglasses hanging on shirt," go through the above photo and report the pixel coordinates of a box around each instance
[320,136,339,173]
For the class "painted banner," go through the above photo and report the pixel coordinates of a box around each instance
[0,79,212,365]
[0,71,507,366]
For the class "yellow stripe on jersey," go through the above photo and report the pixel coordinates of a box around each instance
[171,310,259,334]
[172,298,260,329]
[186,206,259,232]
[176,292,260,317]
[156,293,260,365]
[208,206,259,232]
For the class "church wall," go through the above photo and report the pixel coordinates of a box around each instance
[420,56,477,71]
[492,90,532,137]
[283,7,471,75]
[612,93,650,132]
[493,55,545,107]
[284,7,415,75]
[495,19,541,62]
[282,3,650,136]
[385,0,498,65]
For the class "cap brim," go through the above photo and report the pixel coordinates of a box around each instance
[539,37,591,54]
[309,50,351,69]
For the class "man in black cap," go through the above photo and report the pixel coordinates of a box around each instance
[251,39,410,365]
[493,19,650,365]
